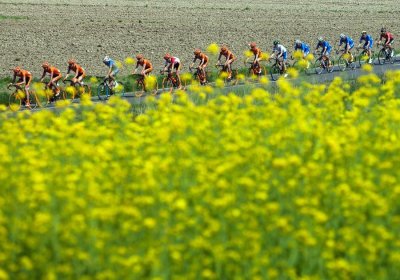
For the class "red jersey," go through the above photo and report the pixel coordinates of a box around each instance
[380,32,394,41]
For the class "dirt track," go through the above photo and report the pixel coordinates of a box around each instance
[0,0,398,77]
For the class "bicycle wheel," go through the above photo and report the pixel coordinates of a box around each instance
[97,83,110,101]
[358,52,369,67]
[337,56,347,71]
[112,81,125,98]
[150,80,159,96]
[314,59,324,75]
[8,92,21,111]
[161,77,173,92]
[135,80,145,97]
[377,49,387,65]
[270,65,281,81]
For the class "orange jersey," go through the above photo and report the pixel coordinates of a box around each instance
[68,63,85,75]
[45,66,61,77]
[251,47,262,58]
[137,59,152,69]
[16,69,32,80]
[194,53,209,63]
[219,50,235,60]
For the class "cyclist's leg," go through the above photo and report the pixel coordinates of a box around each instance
[24,78,31,106]
[174,63,181,86]
[52,75,62,96]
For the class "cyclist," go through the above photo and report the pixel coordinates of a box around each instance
[249,42,263,74]
[64,59,86,86]
[134,54,153,76]
[294,39,310,58]
[10,67,33,107]
[378,27,394,57]
[358,31,374,63]
[315,37,332,67]
[216,46,236,80]
[40,62,62,97]
[103,56,119,88]
[190,49,208,81]
[270,40,288,76]
[163,53,181,87]
[338,33,355,63]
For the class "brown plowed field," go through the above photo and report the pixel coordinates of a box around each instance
[0,0,398,77]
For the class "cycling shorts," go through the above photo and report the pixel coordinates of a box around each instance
[386,39,394,45]
[364,42,373,49]
[282,52,287,60]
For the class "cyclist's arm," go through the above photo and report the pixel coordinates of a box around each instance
[16,75,26,86]
[39,70,46,82]
[64,66,71,81]
[217,53,222,64]
[190,57,197,68]
[199,58,205,67]
[11,73,17,84]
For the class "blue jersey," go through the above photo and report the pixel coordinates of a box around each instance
[295,42,310,54]
[339,37,354,48]
[104,59,118,69]
[317,41,332,52]
[360,34,374,46]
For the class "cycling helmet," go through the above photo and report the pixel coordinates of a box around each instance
[295,39,302,45]
[340,33,346,39]
[42,62,49,68]
[249,42,257,49]
[13,66,21,73]
[361,31,367,35]
[194,49,201,55]
[136,54,144,60]
[273,40,280,46]
[220,46,227,52]
[103,56,110,62]
[318,37,324,42]
[68,59,76,65]
[164,53,171,60]
[381,27,386,33]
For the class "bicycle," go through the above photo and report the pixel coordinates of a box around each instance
[269,57,291,81]
[133,74,158,97]
[160,69,181,93]
[62,79,91,100]
[7,84,37,110]
[97,77,125,101]
[336,49,356,71]
[356,47,375,67]
[189,66,208,85]
[377,43,395,65]
[313,52,334,74]
[244,58,267,77]
[215,64,238,84]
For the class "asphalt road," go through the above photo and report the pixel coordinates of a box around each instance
[27,58,400,111]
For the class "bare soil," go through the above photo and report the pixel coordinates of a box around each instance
[0,0,398,77]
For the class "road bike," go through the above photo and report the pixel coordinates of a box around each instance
[269,57,291,81]
[160,69,181,93]
[377,43,395,65]
[7,84,38,110]
[313,52,335,74]
[244,58,267,77]
[62,79,91,100]
[189,66,208,85]
[355,47,375,67]
[215,63,238,84]
[97,77,125,100]
[133,74,158,97]
[336,49,356,71]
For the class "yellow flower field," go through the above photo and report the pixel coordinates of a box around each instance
[0,71,400,279]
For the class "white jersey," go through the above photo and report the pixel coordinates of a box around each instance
[274,44,287,54]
